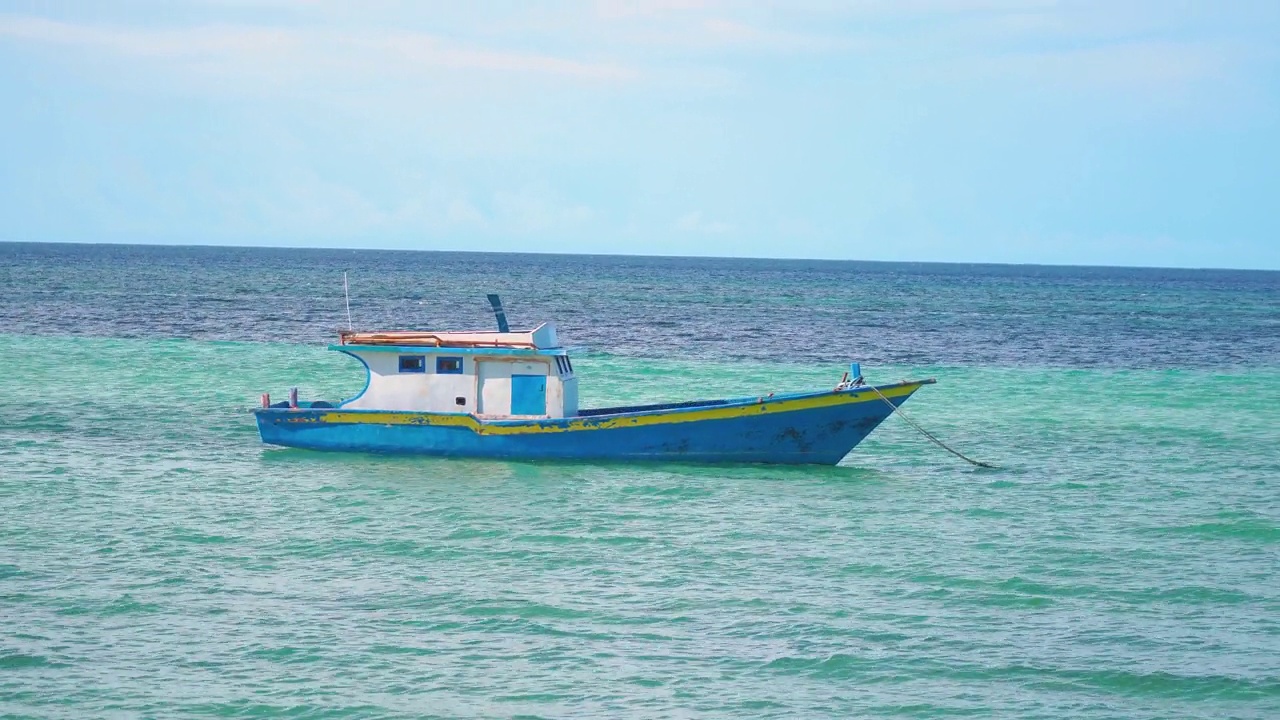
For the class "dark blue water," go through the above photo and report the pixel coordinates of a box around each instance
[2,242,1276,368]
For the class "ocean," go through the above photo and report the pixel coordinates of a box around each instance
[1,242,1277,719]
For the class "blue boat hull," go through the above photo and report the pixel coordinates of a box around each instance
[254,380,931,465]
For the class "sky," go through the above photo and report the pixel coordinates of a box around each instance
[1,1,1278,269]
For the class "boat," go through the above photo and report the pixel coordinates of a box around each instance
[253,297,935,465]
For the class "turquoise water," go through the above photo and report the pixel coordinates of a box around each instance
[2,244,1279,718]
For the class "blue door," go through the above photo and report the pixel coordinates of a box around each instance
[510,374,547,416]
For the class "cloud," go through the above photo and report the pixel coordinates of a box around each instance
[385,184,490,235]
[594,0,714,19]
[0,14,638,85]
[9,2,1247,101]
[920,38,1247,104]
[494,190,594,234]
[582,1,854,54]
[1014,41,1237,91]
[688,17,853,53]
[0,15,295,58]
[368,32,634,80]
[676,211,732,234]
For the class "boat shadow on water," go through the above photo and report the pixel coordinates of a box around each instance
[256,445,891,483]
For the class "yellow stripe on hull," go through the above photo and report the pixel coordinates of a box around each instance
[303,382,925,436]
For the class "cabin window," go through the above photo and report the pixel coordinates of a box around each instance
[399,355,426,373]
[555,355,573,375]
[436,356,464,374]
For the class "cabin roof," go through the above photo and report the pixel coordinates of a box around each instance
[337,321,559,350]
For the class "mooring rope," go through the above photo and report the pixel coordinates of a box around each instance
[869,384,998,469]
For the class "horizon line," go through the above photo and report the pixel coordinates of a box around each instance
[2,238,1276,274]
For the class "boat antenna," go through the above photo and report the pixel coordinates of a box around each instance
[486,294,510,332]
[343,271,353,331]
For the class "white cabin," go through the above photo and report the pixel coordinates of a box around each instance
[332,322,579,418]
